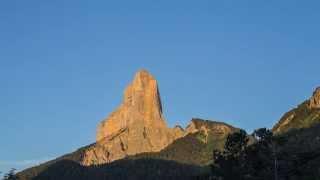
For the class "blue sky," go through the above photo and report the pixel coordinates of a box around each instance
[1,0,320,174]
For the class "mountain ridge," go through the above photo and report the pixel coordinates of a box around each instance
[16,70,320,180]
[17,118,235,180]
[273,87,320,133]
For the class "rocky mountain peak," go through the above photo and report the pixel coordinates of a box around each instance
[128,69,158,96]
[309,87,320,109]
[122,69,163,123]
[83,70,183,165]
[132,69,157,86]
[96,70,165,141]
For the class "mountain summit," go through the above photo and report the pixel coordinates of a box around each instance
[96,69,166,141]
[82,70,183,165]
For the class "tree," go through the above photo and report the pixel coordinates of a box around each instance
[211,129,249,180]
[253,128,273,143]
[2,169,18,180]
[247,128,287,180]
[224,129,249,157]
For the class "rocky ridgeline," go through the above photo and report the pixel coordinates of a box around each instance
[273,87,320,133]
[309,87,320,109]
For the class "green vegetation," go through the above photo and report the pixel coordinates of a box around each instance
[17,144,92,180]
[20,159,208,180]
[211,126,320,180]
[17,123,320,180]
[273,100,320,133]
[211,129,249,180]
[127,119,238,166]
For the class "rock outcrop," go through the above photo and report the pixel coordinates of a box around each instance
[309,87,320,109]
[82,70,183,165]
[127,118,239,166]
[273,87,320,133]
[185,118,238,141]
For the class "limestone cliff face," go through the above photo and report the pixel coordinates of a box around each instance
[273,87,320,134]
[82,70,183,165]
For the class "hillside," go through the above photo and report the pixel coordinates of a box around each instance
[25,159,208,180]
[17,118,236,179]
[18,121,320,180]
[273,87,320,133]
[277,123,320,178]
[132,119,239,165]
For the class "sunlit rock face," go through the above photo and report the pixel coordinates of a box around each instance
[82,70,183,165]
[309,87,320,109]
[185,118,237,137]
[273,87,320,134]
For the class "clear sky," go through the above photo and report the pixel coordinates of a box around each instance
[1,0,320,174]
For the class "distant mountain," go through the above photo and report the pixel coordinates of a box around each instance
[273,87,320,133]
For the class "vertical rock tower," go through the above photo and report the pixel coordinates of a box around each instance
[82,70,183,165]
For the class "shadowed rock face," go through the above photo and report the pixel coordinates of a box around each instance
[82,70,184,165]
[273,87,320,134]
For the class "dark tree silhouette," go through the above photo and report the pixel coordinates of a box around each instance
[2,169,18,180]
[211,129,249,180]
